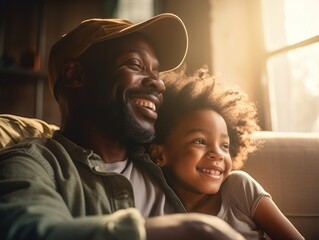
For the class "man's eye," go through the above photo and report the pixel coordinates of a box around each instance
[193,139,205,145]
[128,59,143,70]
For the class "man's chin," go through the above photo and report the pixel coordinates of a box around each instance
[123,108,156,143]
[127,126,155,144]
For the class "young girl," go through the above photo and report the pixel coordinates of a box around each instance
[149,67,304,240]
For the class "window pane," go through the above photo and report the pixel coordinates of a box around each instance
[116,0,153,23]
[262,0,319,51]
[267,42,319,131]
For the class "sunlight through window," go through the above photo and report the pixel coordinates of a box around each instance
[262,0,319,131]
[115,0,153,23]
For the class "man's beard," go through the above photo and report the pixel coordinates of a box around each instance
[122,109,155,144]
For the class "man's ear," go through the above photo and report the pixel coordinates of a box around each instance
[62,61,85,88]
[149,144,167,167]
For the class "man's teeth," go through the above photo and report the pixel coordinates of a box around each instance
[136,100,156,111]
[200,168,221,176]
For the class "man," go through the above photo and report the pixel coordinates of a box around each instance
[0,13,243,240]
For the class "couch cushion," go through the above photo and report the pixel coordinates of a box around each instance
[243,131,319,239]
[0,114,59,149]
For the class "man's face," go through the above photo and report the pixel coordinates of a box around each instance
[84,34,165,144]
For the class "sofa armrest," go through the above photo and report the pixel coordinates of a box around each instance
[0,114,59,149]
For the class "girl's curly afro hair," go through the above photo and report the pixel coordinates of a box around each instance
[154,66,261,169]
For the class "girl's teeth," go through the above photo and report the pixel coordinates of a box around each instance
[201,168,221,176]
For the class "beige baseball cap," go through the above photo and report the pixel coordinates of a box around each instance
[48,13,188,93]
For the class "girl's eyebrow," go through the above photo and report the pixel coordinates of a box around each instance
[184,128,207,136]
[184,128,229,139]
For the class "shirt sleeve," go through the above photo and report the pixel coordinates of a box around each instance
[0,144,146,240]
[222,170,271,218]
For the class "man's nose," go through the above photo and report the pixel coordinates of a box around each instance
[143,74,166,94]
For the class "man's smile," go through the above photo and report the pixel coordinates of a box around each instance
[135,99,156,112]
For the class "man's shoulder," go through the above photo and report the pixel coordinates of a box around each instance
[0,138,58,163]
[0,138,64,182]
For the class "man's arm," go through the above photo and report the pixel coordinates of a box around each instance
[0,146,145,240]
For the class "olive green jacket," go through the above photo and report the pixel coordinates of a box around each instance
[0,131,185,240]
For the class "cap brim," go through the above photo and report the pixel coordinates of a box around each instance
[106,13,188,72]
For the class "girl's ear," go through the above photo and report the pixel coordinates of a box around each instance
[149,144,167,167]
[62,61,85,88]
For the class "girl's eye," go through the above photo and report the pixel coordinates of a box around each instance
[221,143,230,151]
[193,139,206,145]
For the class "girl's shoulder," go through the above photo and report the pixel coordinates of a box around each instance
[222,170,268,195]
[223,170,258,190]
[221,170,270,216]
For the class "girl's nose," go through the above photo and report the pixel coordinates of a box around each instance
[207,151,224,161]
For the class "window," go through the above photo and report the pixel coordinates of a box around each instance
[115,0,154,23]
[261,0,319,131]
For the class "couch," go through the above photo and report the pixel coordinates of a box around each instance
[243,131,319,239]
[1,114,318,239]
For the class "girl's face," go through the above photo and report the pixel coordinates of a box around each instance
[154,109,232,196]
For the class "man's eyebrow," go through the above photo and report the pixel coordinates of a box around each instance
[129,49,160,69]
[128,49,149,57]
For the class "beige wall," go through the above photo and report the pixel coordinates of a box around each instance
[158,0,213,74]
[210,0,269,129]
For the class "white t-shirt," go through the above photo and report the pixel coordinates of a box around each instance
[103,159,174,217]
